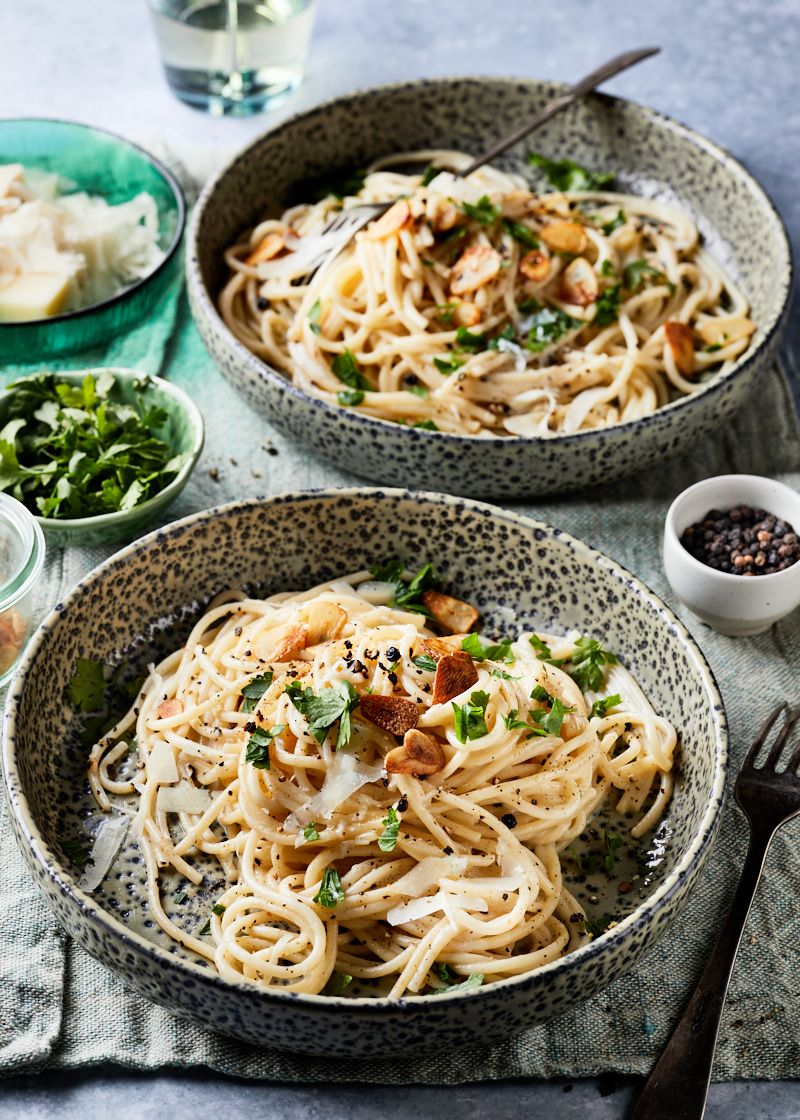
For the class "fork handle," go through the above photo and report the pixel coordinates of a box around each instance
[458,47,660,178]
[629,824,774,1120]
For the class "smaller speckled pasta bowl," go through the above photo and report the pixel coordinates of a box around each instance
[187,77,792,499]
[0,368,204,549]
[3,489,727,1055]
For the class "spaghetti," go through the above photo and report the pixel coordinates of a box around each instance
[219,149,755,437]
[89,568,677,997]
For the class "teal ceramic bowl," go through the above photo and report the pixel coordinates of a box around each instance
[0,119,185,360]
[0,369,204,548]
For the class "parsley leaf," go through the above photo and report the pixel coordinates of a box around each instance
[302,821,320,842]
[460,633,512,662]
[623,259,675,295]
[378,807,401,852]
[600,259,617,278]
[530,696,573,736]
[199,919,212,935]
[594,284,621,327]
[66,657,107,711]
[212,903,226,916]
[589,694,622,719]
[502,708,546,738]
[331,349,371,392]
[704,343,723,353]
[460,195,501,225]
[455,326,486,351]
[568,638,619,693]
[307,168,367,202]
[486,325,517,350]
[491,669,520,680]
[527,152,615,192]
[405,384,429,399]
[601,209,626,235]
[369,559,441,617]
[322,971,353,996]
[566,845,588,873]
[584,914,616,938]
[605,821,623,874]
[314,867,345,908]
[62,837,88,867]
[174,891,188,904]
[501,217,539,250]
[434,302,457,324]
[528,634,565,667]
[452,690,490,743]
[241,672,274,714]
[432,962,459,985]
[520,305,582,352]
[286,680,360,749]
[413,420,439,431]
[65,657,145,749]
[433,354,466,375]
[308,299,322,335]
[429,971,484,995]
[413,654,438,672]
[245,723,286,769]
[420,165,439,187]
[337,389,364,407]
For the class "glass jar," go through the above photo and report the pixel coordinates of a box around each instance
[0,493,45,687]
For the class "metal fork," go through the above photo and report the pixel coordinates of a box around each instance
[630,701,800,1120]
[296,46,659,285]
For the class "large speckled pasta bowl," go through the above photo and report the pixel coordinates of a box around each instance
[187,77,791,499]
[3,489,727,1055]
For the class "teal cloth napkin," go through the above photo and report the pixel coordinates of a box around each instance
[2,276,800,1083]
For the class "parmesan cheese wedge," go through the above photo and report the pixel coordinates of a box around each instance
[0,271,71,321]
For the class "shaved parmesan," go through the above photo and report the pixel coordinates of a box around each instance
[147,741,179,784]
[387,856,468,898]
[287,750,385,827]
[78,814,128,892]
[157,781,212,815]
[355,580,397,606]
[387,889,488,926]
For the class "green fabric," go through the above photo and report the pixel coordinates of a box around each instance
[2,279,800,1082]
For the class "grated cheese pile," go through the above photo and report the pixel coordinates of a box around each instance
[0,163,165,322]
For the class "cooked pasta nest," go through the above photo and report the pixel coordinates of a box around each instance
[219,149,755,437]
[89,568,677,998]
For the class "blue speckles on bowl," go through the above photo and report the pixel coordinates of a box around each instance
[186,77,792,499]
[2,489,728,1055]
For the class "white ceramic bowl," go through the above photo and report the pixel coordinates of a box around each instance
[663,474,800,636]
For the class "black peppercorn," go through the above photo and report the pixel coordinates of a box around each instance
[679,505,800,576]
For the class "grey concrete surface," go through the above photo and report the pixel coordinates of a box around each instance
[2,0,800,1114]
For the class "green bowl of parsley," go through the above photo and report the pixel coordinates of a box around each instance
[0,368,204,548]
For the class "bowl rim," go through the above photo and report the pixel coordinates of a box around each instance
[0,117,186,329]
[0,493,45,610]
[187,74,793,451]
[2,487,729,1010]
[664,472,800,585]
[0,367,205,534]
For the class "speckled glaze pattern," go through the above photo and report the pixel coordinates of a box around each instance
[3,490,728,1055]
[186,77,792,500]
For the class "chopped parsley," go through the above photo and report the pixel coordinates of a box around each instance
[704,343,723,353]
[530,695,573,737]
[455,326,486,351]
[378,807,401,852]
[566,846,588,873]
[601,209,626,235]
[413,420,439,431]
[314,867,345,908]
[241,672,274,714]
[502,708,546,739]
[199,919,212,935]
[308,299,322,335]
[600,259,617,278]
[369,559,441,618]
[492,669,520,680]
[460,633,513,662]
[605,822,623,874]
[331,348,371,393]
[286,680,359,750]
[501,217,539,250]
[460,195,501,225]
[433,354,466,375]
[62,837,89,868]
[520,304,582,352]
[245,723,286,769]
[337,389,365,407]
[405,384,429,399]
[420,165,439,187]
[322,971,353,995]
[527,152,615,192]
[412,653,438,672]
[66,657,145,749]
[589,694,622,719]
[0,371,190,521]
[594,284,621,327]
[302,821,321,842]
[486,325,517,350]
[429,971,484,995]
[212,903,226,916]
[452,690,490,743]
[584,914,616,938]
[568,638,619,693]
[432,962,459,985]
[528,634,565,667]
[434,302,457,324]
[307,168,367,202]
[623,259,675,295]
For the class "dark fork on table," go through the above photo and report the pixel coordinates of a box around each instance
[630,702,800,1120]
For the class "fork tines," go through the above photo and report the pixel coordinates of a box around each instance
[745,701,800,772]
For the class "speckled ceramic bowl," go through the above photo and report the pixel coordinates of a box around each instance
[3,490,727,1054]
[187,77,792,499]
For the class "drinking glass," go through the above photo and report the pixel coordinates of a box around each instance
[147,0,318,116]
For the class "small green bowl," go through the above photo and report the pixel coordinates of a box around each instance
[0,369,204,548]
[0,119,185,360]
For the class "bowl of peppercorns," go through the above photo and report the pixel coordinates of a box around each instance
[663,474,800,636]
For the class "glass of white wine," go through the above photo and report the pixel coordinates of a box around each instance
[147,0,318,116]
